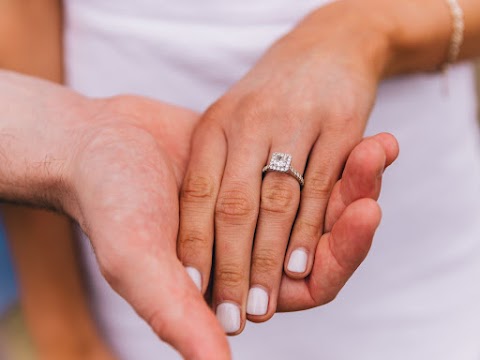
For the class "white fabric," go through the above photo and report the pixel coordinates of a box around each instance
[64,1,480,359]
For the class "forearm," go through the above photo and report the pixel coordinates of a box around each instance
[0,1,113,358]
[0,71,81,211]
[292,0,480,82]
[378,0,480,75]
[0,2,67,206]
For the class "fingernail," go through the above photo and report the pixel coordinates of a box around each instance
[246,287,269,316]
[185,266,202,291]
[287,249,308,273]
[216,303,241,333]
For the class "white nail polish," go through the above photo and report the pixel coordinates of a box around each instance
[287,249,308,273]
[216,303,241,333]
[246,287,269,316]
[185,266,202,291]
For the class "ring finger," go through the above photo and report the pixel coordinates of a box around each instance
[247,142,312,322]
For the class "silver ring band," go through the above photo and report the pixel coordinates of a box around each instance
[262,152,304,188]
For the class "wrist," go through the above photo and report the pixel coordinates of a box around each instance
[297,0,458,79]
[0,71,85,216]
[378,0,453,76]
[291,0,395,82]
[361,0,480,75]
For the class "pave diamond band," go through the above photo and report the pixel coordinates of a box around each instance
[262,152,305,188]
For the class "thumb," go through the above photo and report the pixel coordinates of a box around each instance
[308,198,381,304]
[324,132,399,232]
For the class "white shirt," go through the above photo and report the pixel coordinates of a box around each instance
[64,1,480,359]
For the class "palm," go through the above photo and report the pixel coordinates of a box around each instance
[69,95,229,359]
[73,95,197,270]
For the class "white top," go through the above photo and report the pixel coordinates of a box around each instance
[64,1,480,359]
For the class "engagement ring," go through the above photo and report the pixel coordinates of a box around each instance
[262,152,304,187]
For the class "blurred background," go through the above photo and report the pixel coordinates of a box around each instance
[0,63,479,359]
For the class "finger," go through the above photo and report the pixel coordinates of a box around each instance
[307,198,381,305]
[324,132,399,232]
[178,122,226,293]
[103,251,231,359]
[276,134,398,311]
[276,198,381,311]
[372,132,400,168]
[213,139,268,335]
[284,137,357,279]
[247,150,307,322]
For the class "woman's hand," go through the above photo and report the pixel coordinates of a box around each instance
[177,0,394,334]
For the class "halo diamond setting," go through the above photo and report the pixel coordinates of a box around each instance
[262,152,304,187]
[269,152,292,172]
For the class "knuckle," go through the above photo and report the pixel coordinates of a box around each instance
[181,175,216,203]
[233,93,275,132]
[202,100,231,126]
[305,172,335,200]
[252,248,282,274]
[237,91,269,114]
[178,230,211,257]
[216,264,245,288]
[260,179,298,214]
[295,218,321,240]
[215,188,257,224]
[240,99,266,124]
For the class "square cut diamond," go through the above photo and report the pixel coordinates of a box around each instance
[269,152,291,172]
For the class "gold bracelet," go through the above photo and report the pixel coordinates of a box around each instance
[444,0,465,67]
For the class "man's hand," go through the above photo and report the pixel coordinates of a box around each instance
[276,133,399,311]
[0,71,230,360]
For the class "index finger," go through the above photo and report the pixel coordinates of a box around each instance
[178,121,227,293]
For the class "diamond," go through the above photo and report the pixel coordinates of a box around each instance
[269,152,291,172]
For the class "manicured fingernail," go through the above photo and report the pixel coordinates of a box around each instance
[216,303,241,333]
[185,266,202,291]
[246,287,269,316]
[287,249,308,273]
